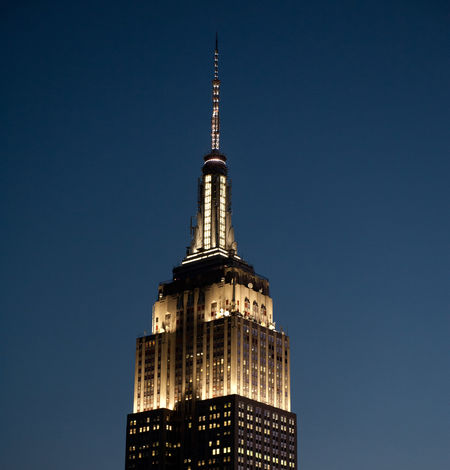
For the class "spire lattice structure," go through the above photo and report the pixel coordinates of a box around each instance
[211,34,220,151]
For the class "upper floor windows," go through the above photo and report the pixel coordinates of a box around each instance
[211,302,218,317]
[244,298,250,315]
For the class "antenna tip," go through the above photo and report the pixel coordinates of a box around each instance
[215,32,218,51]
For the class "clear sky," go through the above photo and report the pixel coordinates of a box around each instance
[1,1,449,469]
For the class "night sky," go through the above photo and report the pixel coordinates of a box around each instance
[1,1,449,469]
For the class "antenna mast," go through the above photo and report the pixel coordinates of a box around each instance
[211,33,220,152]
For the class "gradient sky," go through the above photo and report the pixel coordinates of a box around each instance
[1,1,449,469]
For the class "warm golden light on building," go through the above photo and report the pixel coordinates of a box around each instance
[125,36,297,469]
[134,276,291,414]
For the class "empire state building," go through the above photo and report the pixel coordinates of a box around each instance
[125,39,298,469]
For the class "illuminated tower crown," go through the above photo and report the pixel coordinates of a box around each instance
[186,35,238,263]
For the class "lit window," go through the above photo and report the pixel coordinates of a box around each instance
[203,175,212,249]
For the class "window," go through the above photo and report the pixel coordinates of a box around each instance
[211,302,217,317]
[203,175,212,249]
[252,301,258,317]
[244,298,250,315]
[219,175,226,248]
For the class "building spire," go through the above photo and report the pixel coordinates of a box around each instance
[211,34,220,151]
[184,36,238,262]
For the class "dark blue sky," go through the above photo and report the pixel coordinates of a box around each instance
[1,1,449,469]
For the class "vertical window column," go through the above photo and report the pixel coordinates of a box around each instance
[203,175,212,249]
[219,175,226,248]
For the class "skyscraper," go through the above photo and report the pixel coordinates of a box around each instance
[125,39,298,470]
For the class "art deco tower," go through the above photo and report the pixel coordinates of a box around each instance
[125,39,298,469]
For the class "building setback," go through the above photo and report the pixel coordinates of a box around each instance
[125,38,298,469]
